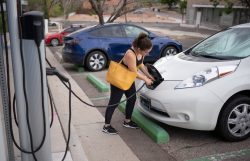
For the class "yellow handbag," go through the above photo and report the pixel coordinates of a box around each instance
[106,59,137,90]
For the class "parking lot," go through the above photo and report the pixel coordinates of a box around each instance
[48,27,250,161]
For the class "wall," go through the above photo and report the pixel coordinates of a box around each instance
[186,0,246,29]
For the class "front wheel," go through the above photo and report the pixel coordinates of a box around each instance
[85,51,107,71]
[161,46,178,57]
[216,95,250,141]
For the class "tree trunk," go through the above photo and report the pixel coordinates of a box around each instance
[43,0,49,19]
[98,13,105,24]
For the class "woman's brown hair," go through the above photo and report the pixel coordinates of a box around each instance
[132,32,152,51]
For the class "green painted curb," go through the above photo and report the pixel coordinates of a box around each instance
[74,65,84,72]
[86,74,109,92]
[118,102,169,144]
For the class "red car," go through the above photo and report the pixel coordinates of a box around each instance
[45,25,84,46]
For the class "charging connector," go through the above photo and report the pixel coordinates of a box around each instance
[46,67,69,82]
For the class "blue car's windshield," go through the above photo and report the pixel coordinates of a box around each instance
[190,28,250,59]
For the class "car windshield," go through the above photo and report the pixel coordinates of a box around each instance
[190,28,250,60]
[70,25,97,36]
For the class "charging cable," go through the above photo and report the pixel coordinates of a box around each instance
[45,60,146,108]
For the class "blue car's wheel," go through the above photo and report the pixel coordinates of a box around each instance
[86,51,107,71]
[161,46,178,57]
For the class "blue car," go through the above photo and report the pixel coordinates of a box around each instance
[62,23,182,71]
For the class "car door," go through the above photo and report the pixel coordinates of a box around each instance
[122,25,159,62]
[89,25,129,61]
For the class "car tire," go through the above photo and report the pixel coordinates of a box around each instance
[216,95,250,141]
[86,51,107,71]
[161,46,178,57]
[50,38,59,47]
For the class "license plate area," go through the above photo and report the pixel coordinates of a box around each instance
[140,95,151,109]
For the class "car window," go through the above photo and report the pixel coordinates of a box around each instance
[89,26,124,37]
[123,25,148,37]
[190,28,250,58]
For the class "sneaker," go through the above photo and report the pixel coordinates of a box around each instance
[123,121,140,129]
[102,125,118,135]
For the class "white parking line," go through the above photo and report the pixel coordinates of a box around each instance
[54,51,62,63]
[89,96,110,101]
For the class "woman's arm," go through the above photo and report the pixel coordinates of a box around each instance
[139,63,155,81]
[124,51,153,85]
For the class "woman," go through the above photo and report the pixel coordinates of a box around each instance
[103,33,154,134]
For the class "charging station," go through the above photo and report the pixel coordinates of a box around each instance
[19,11,52,161]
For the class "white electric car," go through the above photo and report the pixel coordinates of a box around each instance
[138,23,250,141]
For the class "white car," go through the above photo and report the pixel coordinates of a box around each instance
[138,23,250,141]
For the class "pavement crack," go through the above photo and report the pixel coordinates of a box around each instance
[160,145,178,161]
[170,140,220,154]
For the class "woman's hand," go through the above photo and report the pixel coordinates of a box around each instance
[148,75,155,81]
[139,64,155,81]
[144,77,153,86]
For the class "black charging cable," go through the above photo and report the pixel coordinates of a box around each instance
[45,62,71,161]
[12,78,55,128]
[45,61,146,108]
[47,82,55,128]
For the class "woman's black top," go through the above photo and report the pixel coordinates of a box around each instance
[122,48,143,68]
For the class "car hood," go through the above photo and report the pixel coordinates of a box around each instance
[153,52,241,80]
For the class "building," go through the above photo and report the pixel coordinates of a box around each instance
[185,0,250,29]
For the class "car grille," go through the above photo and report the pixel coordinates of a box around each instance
[140,96,170,117]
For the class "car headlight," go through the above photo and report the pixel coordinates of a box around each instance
[175,65,238,89]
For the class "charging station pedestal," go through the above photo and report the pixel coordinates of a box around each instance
[18,11,52,161]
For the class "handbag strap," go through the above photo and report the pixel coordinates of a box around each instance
[119,48,141,64]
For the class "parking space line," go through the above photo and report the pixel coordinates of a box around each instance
[55,51,62,62]
[118,102,169,144]
[89,96,110,101]
[187,148,250,161]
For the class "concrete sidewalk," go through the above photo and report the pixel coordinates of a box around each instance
[46,48,140,161]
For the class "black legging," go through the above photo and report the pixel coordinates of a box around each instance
[105,83,136,124]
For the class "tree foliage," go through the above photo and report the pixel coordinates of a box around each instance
[179,0,187,22]
[210,0,250,8]
[160,0,178,9]
[60,0,82,19]
[179,0,187,14]
[240,0,250,8]
[28,0,81,19]
[209,0,250,19]
[28,0,61,19]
